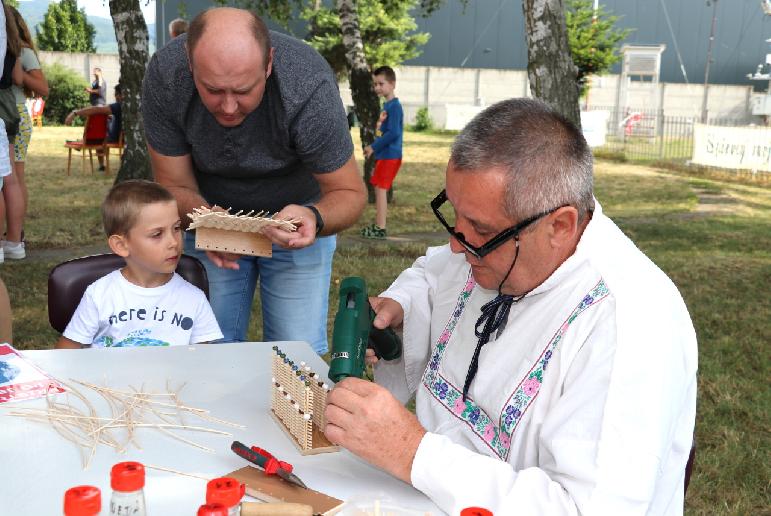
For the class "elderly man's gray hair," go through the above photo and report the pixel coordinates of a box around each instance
[451,98,594,222]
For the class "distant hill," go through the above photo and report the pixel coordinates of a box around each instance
[17,0,156,54]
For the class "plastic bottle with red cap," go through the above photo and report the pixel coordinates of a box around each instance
[198,503,229,516]
[110,461,146,515]
[63,485,101,516]
[460,508,493,516]
[206,477,245,516]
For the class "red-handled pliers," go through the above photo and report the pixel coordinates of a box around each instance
[230,441,307,488]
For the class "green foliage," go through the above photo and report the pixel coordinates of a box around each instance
[42,63,89,124]
[565,0,631,97]
[302,0,430,79]
[411,106,433,132]
[36,0,96,53]
[5,0,19,8]
[177,1,189,19]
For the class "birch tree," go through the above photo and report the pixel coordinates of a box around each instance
[109,0,152,181]
[523,0,581,128]
[336,0,381,199]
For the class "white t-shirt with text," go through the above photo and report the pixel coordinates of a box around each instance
[64,270,223,347]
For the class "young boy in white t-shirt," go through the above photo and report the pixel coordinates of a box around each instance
[56,180,222,348]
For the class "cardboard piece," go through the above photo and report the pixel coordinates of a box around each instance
[195,227,273,258]
[227,466,344,515]
[0,344,64,403]
[240,502,313,516]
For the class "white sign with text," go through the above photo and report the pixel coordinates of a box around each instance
[692,123,771,172]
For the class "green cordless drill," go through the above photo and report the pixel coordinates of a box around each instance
[328,276,402,383]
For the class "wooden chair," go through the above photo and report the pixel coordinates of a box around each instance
[30,97,45,127]
[48,253,209,334]
[64,114,109,176]
[104,131,124,175]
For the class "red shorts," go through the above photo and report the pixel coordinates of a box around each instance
[369,159,402,189]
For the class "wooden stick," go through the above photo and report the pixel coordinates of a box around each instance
[144,464,211,481]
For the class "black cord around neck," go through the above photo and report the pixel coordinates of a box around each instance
[462,240,523,401]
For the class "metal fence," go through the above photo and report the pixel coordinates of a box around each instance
[586,107,749,162]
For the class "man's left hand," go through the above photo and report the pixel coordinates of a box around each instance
[261,204,317,249]
[324,377,426,484]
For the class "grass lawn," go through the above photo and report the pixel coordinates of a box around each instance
[2,126,769,514]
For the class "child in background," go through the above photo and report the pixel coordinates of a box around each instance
[361,66,403,240]
[56,180,222,349]
[4,6,49,261]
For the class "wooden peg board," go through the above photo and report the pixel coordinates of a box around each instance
[195,227,273,257]
[270,410,339,456]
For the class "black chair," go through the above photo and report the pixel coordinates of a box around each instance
[684,442,696,496]
[48,253,209,333]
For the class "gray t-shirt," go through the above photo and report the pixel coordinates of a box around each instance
[142,32,354,213]
[13,47,41,104]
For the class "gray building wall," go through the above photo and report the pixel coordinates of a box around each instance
[157,0,770,86]
[408,0,770,85]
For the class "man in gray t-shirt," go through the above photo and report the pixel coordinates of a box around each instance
[142,7,366,352]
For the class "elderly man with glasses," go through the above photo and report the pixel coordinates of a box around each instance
[324,98,697,515]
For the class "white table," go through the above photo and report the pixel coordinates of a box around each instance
[0,342,441,514]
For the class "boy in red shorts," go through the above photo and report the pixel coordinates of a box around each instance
[362,66,403,239]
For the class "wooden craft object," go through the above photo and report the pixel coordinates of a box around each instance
[187,207,300,258]
[228,466,343,515]
[195,227,273,258]
[271,347,338,455]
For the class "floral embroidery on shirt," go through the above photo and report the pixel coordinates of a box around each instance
[422,277,610,459]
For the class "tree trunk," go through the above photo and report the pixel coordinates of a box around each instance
[522,0,582,129]
[109,0,152,182]
[336,0,381,203]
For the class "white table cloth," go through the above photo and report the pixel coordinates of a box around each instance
[0,342,440,514]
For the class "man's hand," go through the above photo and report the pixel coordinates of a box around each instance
[365,297,405,366]
[324,377,426,484]
[261,204,318,250]
[363,145,374,159]
[370,296,404,328]
[204,250,241,270]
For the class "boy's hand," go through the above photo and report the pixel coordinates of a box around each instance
[363,145,374,159]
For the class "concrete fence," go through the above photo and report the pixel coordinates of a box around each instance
[39,51,121,104]
[38,51,762,129]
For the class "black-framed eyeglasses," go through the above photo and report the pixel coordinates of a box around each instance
[430,189,565,259]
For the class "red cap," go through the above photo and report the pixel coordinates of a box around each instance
[460,508,493,516]
[63,486,101,516]
[111,461,146,492]
[197,503,229,516]
[206,477,245,508]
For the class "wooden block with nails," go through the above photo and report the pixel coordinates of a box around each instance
[271,346,339,455]
[187,207,301,258]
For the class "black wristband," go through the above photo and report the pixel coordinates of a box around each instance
[306,205,324,236]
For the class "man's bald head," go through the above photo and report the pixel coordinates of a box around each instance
[187,7,271,70]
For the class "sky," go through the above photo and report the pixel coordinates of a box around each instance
[73,0,157,24]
